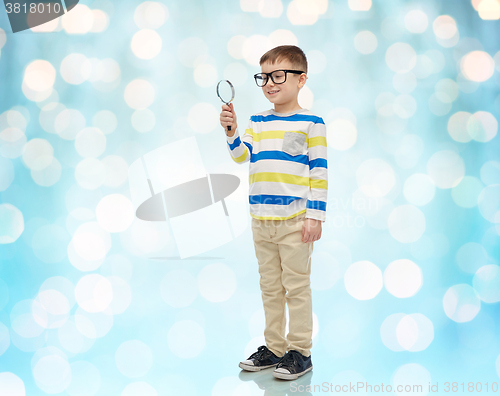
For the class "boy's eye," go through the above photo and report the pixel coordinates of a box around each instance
[254,73,270,87]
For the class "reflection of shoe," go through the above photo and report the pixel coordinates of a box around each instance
[239,345,283,372]
[238,370,276,391]
[272,350,313,380]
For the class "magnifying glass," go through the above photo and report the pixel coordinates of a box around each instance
[216,80,235,131]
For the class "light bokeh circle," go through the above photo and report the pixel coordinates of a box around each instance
[134,1,168,29]
[75,274,113,313]
[356,158,396,197]
[477,184,500,223]
[187,103,219,134]
[404,9,428,33]
[32,354,71,394]
[327,119,357,150]
[0,203,24,244]
[388,204,426,243]
[75,127,106,158]
[344,261,383,300]
[473,265,500,303]
[132,108,156,133]
[71,221,111,262]
[448,111,473,143]
[0,323,10,356]
[460,51,495,82]
[197,263,237,302]
[443,284,481,323]
[0,372,25,396]
[124,79,155,110]
[468,111,498,142]
[131,29,162,60]
[381,313,434,352]
[95,194,134,233]
[385,42,417,73]
[451,176,484,208]
[384,259,423,298]
[66,360,101,396]
[122,382,158,396]
[60,53,91,85]
[354,31,378,54]
[403,173,435,206]
[24,60,56,92]
[426,150,465,189]
[456,242,489,274]
[392,363,431,393]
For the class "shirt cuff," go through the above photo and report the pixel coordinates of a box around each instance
[225,127,239,144]
[305,210,326,222]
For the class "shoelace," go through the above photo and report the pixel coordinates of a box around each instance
[278,350,299,369]
[249,345,269,360]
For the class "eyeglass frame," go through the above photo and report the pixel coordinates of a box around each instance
[253,69,306,87]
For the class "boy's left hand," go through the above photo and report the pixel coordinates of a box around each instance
[302,218,322,243]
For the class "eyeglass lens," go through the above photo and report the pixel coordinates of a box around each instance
[255,71,287,87]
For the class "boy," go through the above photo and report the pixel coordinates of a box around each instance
[219,45,327,380]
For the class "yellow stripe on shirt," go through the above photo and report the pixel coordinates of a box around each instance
[310,179,328,189]
[309,136,327,147]
[251,130,307,142]
[234,150,248,163]
[251,209,307,220]
[249,172,310,187]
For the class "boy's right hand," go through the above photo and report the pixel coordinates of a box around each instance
[220,103,237,136]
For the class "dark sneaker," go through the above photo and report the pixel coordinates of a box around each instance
[272,350,312,380]
[239,345,283,372]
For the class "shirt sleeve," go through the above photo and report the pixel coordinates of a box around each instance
[226,119,253,164]
[306,119,328,222]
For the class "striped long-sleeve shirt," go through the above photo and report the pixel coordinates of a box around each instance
[226,108,328,222]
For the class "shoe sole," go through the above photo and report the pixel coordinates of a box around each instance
[239,362,279,372]
[272,365,313,380]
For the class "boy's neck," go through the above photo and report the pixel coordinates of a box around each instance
[273,101,303,114]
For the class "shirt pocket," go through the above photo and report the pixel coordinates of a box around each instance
[282,131,306,156]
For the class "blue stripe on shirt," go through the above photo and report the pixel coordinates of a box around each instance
[243,141,253,155]
[306,200,326,211]
[250,194,304,205]
[251,114,325,124]
[310,158,327,169]
[227,136,241,151]
[250,150,308,165]
[227,138,253,154]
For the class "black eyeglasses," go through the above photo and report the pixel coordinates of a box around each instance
[253,69,305,87]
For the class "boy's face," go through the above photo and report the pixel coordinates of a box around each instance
[260,60,307,106]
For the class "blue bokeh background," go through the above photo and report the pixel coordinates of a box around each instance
[0,0,500,394]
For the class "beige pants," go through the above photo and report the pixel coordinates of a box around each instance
[251,212,314,358]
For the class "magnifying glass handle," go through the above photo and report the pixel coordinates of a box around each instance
[227,101,232,131]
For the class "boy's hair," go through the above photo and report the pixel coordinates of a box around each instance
[259,45,308,74]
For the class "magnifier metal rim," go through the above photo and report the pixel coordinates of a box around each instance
[217,79,235,104]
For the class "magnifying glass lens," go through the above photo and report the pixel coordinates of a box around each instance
[217,80,235,131]
[218,82,233,103]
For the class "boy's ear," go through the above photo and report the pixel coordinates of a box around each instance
[298,73,307,88]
